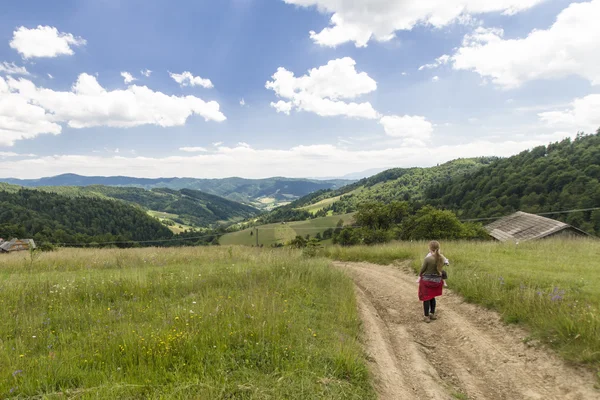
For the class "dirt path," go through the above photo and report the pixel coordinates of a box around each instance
[335,261,599,400]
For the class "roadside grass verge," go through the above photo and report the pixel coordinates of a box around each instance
[0,247,375,399]
[325,239,600,371]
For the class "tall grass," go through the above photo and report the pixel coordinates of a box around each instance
[0,247,375,399]
[326,239,600,370]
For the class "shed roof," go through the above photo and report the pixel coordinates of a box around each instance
[484,211,588,242]
[0,238,36,252]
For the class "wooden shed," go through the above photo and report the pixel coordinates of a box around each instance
[0,238,37,253]
[484,211,589,242]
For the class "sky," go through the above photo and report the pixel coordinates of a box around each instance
[0,0,599,179]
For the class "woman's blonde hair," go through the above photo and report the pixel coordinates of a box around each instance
[429,240,444,274]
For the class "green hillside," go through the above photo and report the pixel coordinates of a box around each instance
[1,175,353,210]
[0,189,173,246]
[220,214,355,246]
[258,158,492,223]
[4,184,261,229]
[425,132,600,235]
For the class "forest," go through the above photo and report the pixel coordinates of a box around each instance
[425,132,600,235]
[0,189,173,247]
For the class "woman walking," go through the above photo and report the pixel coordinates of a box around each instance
[418,241,448,322]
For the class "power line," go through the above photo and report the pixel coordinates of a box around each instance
[38,206,599,247]
[460,207,600,222]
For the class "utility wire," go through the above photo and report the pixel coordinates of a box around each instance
[38,206,598,247]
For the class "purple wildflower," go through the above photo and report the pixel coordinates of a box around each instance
[12,370,22,377]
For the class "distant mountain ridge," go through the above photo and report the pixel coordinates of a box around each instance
[0,183,261,229]
[0,174,354,209]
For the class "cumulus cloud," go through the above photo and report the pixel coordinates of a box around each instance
[380,115,434,146]
[0,137,571,179]
[432,76,440,82]
[180,147,209,152]
[266,57,379,119]
[141,69,152,77]
[0,73,225,146]
[10,25,86,58]
[120,71,136,84]
[419,55,450,71]
[538,94,600,134]
[449,0,600,88]
[282,0,546,47]
[0,62,30,76]
[169,71,214,88]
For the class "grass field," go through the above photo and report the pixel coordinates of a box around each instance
[296,188,363,215]
[0,247,374,399]
[219,214,356,246]
[325,239,600,371]
[147,210,197,234]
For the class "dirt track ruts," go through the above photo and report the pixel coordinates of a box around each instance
[335,261,599,400]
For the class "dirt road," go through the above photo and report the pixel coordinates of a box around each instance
[335,261,599,400]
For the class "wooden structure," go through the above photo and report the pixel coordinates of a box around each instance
[485,211,589,242]
[0,238,37,253]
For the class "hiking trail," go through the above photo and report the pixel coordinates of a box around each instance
[335,261,599,400]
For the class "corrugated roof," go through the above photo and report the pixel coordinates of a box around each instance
[484,211,586,242]
[0,238,36,252]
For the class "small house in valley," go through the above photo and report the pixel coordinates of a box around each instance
[0,238,37,253]
[484,211,589,242]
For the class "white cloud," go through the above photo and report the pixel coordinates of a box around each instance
[0,137,571,179]
[266,57,379,119]
[380,115,434,146]
[0,73,225,146]
[237,142,251,148]
[0,76,62,146]
[282,0,546,47]
[270,100,293,115]
[401,72,408,76]
[180,146,209,152]
[141,69,152,77]
[120,72,137,84]
[213,141,223,147]
[450,1,600,89]
[0,62,30,76]
[0,152,36,157]
[10,25,86,59]
[240,98,246,106]
[432,76,440,82]
[47,73,54,79]
[419,55,450,71]
[169,71,214,88]
[539,94,600,134]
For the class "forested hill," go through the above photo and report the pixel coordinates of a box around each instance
[0,175,353,209]
[258,158,493,224]
[0,184,260,228]
[425,132,600,235]
[0,189,173,246]
[84,186,260,227]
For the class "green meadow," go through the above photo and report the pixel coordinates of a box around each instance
[326,238,600,369]
[0,247,374,399]
[219,214,355,246]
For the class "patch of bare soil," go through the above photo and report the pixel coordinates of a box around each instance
[336,261,599,400]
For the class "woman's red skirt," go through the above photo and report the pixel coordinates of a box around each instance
[418,275,443,301]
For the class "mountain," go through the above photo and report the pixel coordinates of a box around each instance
[0,188,173,246]
[0,175,354,209]
[257,158,493,224]
[425,133,600,235]
[0,184,261,230]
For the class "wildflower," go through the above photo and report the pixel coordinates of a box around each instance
[12,370,23,377]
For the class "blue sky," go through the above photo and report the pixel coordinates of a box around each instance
[0,0,598,178]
